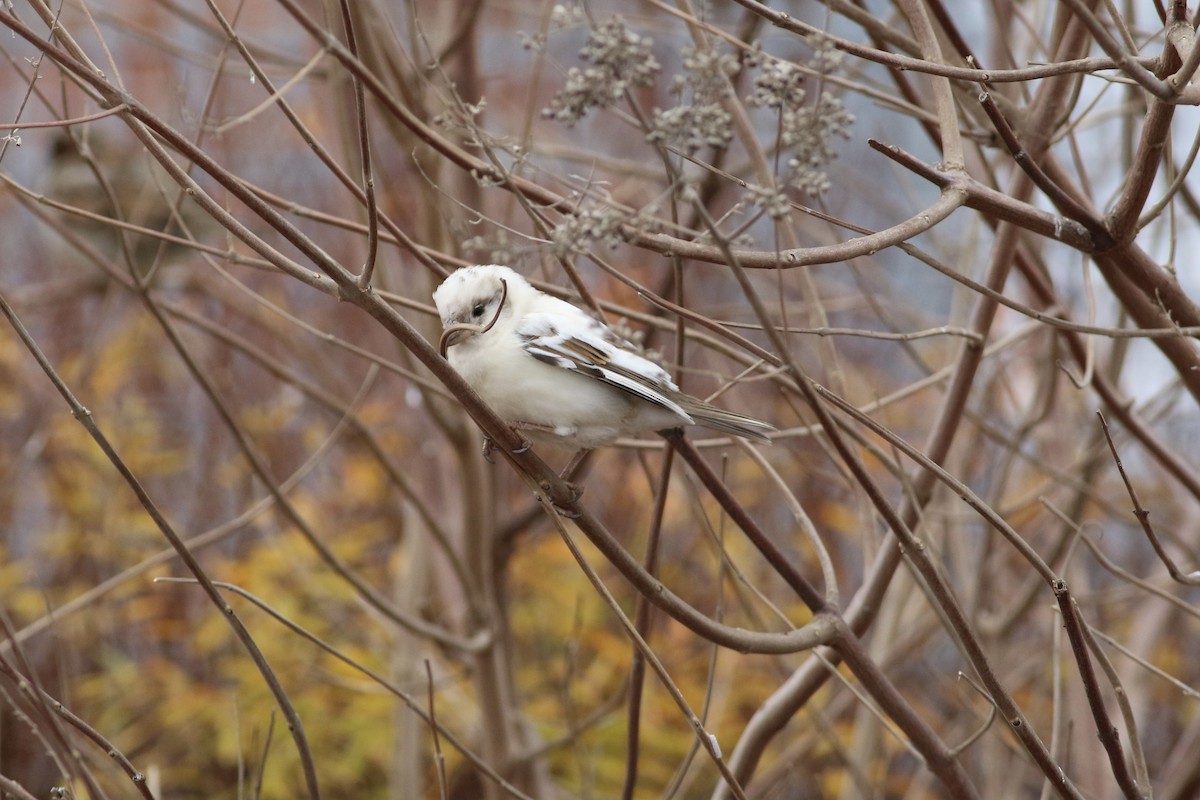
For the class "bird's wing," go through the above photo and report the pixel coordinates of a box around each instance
[517,311,693,422]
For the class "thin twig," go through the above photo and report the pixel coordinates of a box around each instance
[1098,411,1200,585]
[424,660,450,800]
[620,445,675,800]
[337,0,380,290]
[1052,583,1145,799]
[544,508,752,800]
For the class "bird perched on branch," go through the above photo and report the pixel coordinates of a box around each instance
[433,264,774,451]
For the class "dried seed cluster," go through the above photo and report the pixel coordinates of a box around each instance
[543,18,661,125]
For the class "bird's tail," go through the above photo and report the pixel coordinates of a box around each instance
[676,397,775,443]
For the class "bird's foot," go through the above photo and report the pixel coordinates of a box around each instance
[482,431,534,462]
[541,479,584,518]
[512,420,562,453]
[552,502,582,519]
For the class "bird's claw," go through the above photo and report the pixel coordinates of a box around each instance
[553,503,582,519]
[482,433,533,461]
[540,480,584,518]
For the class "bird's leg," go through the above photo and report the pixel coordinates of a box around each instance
[480,434,496,463]
[560,449,591,484]
[545,449,591,517]
[512,420,567,454]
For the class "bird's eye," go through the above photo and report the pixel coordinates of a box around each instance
[472,303,485,318]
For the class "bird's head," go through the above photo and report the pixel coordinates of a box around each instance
[433,265,529,354]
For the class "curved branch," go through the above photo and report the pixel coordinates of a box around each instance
[727,0,1159,85]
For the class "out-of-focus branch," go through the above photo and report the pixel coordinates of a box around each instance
[896,0,963,167]
[727,0,1160,85]
[1057,0,1172,99]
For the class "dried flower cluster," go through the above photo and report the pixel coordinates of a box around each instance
[779,90,855,195]
[549,3,585,29]
[549,205,626,256]
[462,231,518,265]
[747,59,807,110]
[543,18,661,125]
[746,38,855,209]
[540,21,853,221]
[648,47,739,153]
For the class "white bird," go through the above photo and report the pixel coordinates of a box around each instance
[433,265,774,450]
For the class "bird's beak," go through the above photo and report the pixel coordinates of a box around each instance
[438,323,479,357]
[442,327,472,348]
